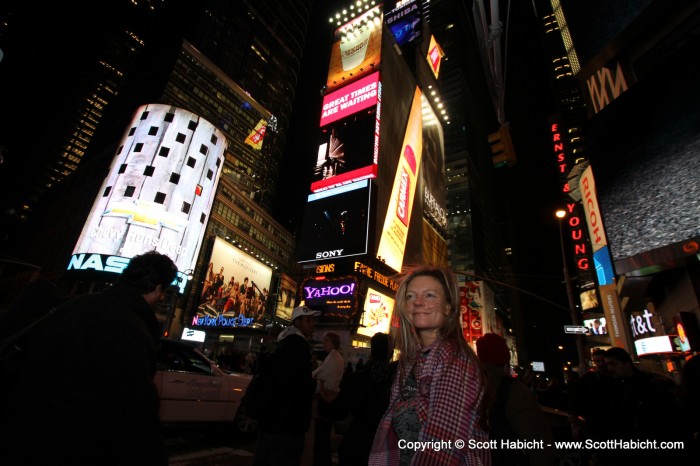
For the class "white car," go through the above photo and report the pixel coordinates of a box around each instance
[155,339,252,424]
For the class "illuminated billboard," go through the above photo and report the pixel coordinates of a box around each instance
[426,35,444,79]
[321,71,379,127]
[386,0,422,46]
[70,104,226,276]
[297,180,371,263]
[358,287,395,337]
[580,289,599,310]
[327,5,383,91]
[312,105,379,193]
[583,317,608,335]
[301,276,358,318]
[376,87,423,272]
[275,273,299,320]
[192,236,272,328]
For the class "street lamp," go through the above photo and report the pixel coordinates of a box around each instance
[555,209,587,375]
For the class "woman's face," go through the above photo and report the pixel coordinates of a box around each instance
[405,275,450,336]
[322,335,334,352]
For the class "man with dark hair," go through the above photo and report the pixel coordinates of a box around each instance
[253,305,320,466]
[601,346,681,463]
[7,251,177,465]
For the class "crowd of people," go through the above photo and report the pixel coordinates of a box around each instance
[2,260,698,466]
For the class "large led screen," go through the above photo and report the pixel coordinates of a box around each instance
[386,0,422,46]
[358,287,395,337]
[376,87,424,272]
[327,5,383,91]
[193,237,272,328]
[70,104,226,275]
[297,180,371,263]
[301,276,358,318]
[275,273,299,320]
[312,103,379,193]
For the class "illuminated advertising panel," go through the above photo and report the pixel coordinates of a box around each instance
[245,119,267,150]
[275,273,298,321]
[192,237,272,328]
[635,336,673,356]
[580,289,599,310]
[386,0,422,46]
[321,71,379,127]
[70,104,226,277]
[460,281,484,345]
[426,35,444,79]
[358,287,395,337]
[312,104,379,193]
[327,5,383,91]
[583,317,608,335]
[376,87,423,272]
[297,180,371,263]
[301,276,358,318]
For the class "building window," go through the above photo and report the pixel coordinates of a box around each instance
[206,169,213,180]
[200,213,206,224]
[176,133,186,143]
[118,164,127,174]
[188,120,197,131]
[182,202,191,214]
[158,146,170,157]
[125,186,136,197]
[103,186,112,197]
[128,127,136,136]
[134,142,144,152]
[143,165,155,176]
[148,126,158,136]
[170,173,180,184]
[116,145,123,155]
[140,111,149,120]
[154,192,166,204]
[216,157,221,167]
[199,144,208,155]
[195,184,203,196]
[211,134,218,145]
[186,156,196,168]
[164,112,174,122]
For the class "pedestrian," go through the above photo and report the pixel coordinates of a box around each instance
[368,265,490,465]
[568,348,614,444]
[476,332,555,466]
[5,251,177,465]
[677,354,700,455]
[336,332,396,466]
[253,305,320,466]
[601,347,681,463]
[312,331,344,466]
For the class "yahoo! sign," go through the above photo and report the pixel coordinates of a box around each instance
[301,276,358,317]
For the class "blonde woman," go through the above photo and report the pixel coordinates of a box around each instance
[369,265,490,465]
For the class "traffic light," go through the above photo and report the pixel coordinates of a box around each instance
[489,124,517,168]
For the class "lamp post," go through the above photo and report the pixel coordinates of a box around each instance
[555,209,587,375]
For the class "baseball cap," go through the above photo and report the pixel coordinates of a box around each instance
[291,305,320,321]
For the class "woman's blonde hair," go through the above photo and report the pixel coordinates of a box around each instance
[392,265,473,366]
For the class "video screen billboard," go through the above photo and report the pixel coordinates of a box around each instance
[376,87,424,272]
[301,276,358,318]
[275,273,298,320]
[327,5,383,91]
[297,180,371,263]
[358,287,395,337]
[312,105,379,193]
[386,0,422,46]
[70,104,225,276]
[583,317,608,336]
[193,237,272,328]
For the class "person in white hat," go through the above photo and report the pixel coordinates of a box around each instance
[253,305,320,466]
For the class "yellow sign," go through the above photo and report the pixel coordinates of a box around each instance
[376,87,423,272]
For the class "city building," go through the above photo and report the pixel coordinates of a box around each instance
[0,0,313,356]
[536,0,700,377]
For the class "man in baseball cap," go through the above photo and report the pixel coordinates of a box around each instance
[253,305,320,465]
